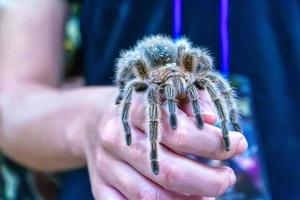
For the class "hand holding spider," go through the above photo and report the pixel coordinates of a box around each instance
[115,35,244,175]
[96,90,247,199]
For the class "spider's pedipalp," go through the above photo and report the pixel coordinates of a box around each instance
[115,50,150,104]
[198,78,231,151]
[147,84,161,175]
[115,50,135,82]
[207,72,242,133]
[164,83,178,129]
[175,38,198,73]
[194,48,214,72]
[182,52,198,73]
[131,58,149,80]
[186,81,204,129]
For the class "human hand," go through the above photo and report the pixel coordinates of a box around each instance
[83,89,247,200]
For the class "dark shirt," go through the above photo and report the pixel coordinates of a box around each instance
[0,1,298,199]
[80,1,300,200]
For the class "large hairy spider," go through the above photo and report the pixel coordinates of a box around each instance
[115,35,241,175]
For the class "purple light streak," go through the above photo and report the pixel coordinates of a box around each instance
[173,0,182,39]
[220,0,230,77]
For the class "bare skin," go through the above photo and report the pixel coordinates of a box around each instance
[0,1,247,199]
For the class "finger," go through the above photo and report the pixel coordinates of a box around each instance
[101,119,236,197]
[96,186,127,200]
[169,190,214,200]
[86,146,127,200]
[130,92,147,131]
[88,165,126,200]
[180,89,217,125]
[129,97,241,161]
[160,109,248,160]
[130,89,217,132]
[99,151,202,200]
[127,141,235,197]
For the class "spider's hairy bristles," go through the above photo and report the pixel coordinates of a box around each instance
[175,36,192,52]
[135,35,177,68]
[196,48,214,71]
[115,50,136,82]
[175,37,195,72]
[133,60,148,80]
[115,34,243,174]
[175,37,205,72]
[116,49,150,80]
[182,54,196,72]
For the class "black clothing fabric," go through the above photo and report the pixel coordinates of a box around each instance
[80,1,300,199]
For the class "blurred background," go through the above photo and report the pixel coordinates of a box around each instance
[1,0,299,200]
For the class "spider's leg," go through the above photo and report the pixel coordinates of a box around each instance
[115,56,134,104]
[198,78,231,151]
[115,50,149,104]
[115,81,126,105]
[186,81,204,129]
[147,84,160,175]
[121,86,134,145]
[208,73,242,132]
[164,83,178,129]
[121,80,148,145]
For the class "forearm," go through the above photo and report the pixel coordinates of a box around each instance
[0,83,117,172]
[0,0,100,171]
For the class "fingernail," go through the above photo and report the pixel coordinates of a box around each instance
[229,168,236,185]
[222,166,236,185]
[238,137,248,153]
[226,167,236,185]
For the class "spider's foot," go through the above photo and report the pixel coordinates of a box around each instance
[196,114,204,129]
[232,123,242,133]
[170,114,177,129]
[126,134,132,145]
[151,160,160,175]
[223,136,231,151]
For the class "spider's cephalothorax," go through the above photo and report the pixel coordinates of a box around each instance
[115,35,242,175]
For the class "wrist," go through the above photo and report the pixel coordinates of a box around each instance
[65,86,118,161]
[65,104,101,162]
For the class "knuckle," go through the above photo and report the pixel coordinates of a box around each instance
[211,181,228,197]
[129,142,147,161]
[210,168,232,196]
[173,128,189,149]
[159,163,181,190]
[99,118,121,149]
[135,189,160,200]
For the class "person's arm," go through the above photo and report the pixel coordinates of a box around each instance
[0,0,110,171]
[0,1,248,199]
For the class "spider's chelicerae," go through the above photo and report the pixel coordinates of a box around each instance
[115,35,242,175]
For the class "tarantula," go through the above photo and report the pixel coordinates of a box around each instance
[114,35,241,175]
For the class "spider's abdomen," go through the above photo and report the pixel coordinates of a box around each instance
[136,35,177,68]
